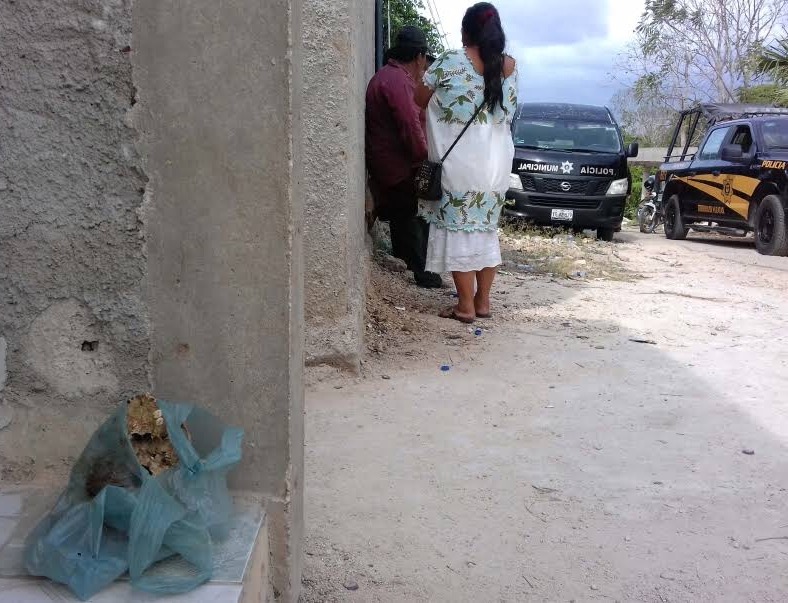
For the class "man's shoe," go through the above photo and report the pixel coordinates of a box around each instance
[414,271,443,288]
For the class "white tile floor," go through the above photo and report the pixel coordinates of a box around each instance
[0,492,23,518]
[0,488,264,603]
[0,579,243,603]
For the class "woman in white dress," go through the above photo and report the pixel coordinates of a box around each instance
[416,2,517,324]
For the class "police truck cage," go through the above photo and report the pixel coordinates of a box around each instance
[665,104,788,163]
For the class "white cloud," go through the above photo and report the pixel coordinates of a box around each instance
[606,0,645,44]
[425,1,465,48]
[427,0,645,105]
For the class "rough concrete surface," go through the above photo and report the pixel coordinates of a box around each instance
[132,0,306,598]
[302,229,788,601]
[0,338,6,392]
[302,0,374,370]
[26,299,119,398]
[0,0,149,476]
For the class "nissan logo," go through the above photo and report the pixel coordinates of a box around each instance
[560,181,571,192]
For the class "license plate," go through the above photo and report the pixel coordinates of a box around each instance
[551,209,573,221]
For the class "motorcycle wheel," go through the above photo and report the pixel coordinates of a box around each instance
[639,207,656,233]
[646,210,660,234]
[635,203,646,224]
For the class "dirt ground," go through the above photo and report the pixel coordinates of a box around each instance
[301,225,788,603]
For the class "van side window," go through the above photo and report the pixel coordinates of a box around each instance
[698,126,731,160]
[730,125,754,154]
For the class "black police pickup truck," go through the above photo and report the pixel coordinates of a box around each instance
[504,103,639,241]
[658,103,788,256]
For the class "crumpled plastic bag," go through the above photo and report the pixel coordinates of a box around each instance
[24,398,244,601]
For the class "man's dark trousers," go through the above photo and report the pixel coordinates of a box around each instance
[376,179,441,287]
[390,213,429,274]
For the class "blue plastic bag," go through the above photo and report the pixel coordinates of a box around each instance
[24,399,243,600]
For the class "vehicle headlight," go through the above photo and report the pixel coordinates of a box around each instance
[509,173,523,191]
[606,178,628,196]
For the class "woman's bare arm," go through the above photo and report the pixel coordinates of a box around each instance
[503,55,516,79]
[415,80,434,109]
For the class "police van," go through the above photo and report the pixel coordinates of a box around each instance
[658,103,788,255]
[504,103,638,241]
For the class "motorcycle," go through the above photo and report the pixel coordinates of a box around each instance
[637,176,663,234]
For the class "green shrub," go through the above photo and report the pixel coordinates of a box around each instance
[625,165,645,219]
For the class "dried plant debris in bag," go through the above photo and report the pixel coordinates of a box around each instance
[126,393,189,477]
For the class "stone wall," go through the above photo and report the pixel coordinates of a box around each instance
[302,0,375,370]
[0,0,149,478]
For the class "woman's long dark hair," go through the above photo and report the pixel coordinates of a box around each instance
[462,3,506,111]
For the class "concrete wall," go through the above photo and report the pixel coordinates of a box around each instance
[0,0,373,598]
[628,147,699,167]
[1,0,308,599]
[132,0,305,598]
[0,0,149,478]
[302,0,375,370]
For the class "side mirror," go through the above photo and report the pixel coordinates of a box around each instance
[721,144,744,162]
[626,142,639,158]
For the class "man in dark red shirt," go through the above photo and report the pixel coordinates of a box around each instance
[366,26,442,288]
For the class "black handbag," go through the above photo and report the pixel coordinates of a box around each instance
[415,103,485,201]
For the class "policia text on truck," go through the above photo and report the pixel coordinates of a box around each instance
[503,103,638,241]
[658,103,788,256]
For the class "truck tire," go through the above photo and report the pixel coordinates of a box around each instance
[664,195,688,240]
[755,195,788,256]
[597,227,614,242]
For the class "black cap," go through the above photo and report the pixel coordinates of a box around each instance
[394,26,430,52]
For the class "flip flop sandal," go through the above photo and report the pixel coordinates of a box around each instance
[476,312,492,319]
[439,307,475,324]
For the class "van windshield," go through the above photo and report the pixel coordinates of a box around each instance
[513,119,622,153]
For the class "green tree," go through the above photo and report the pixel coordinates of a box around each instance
[618,0,788,109]
[382,0,445,54]
[738,83,788,107]
[754,29,788,105]
[757,29,788,79]
[611,88,676,147]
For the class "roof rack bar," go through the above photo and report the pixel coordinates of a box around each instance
[709,111,788,125]
[665,111,685,162]
[700,103,788,125]
[663,104,788,165]
[682,110,702,161]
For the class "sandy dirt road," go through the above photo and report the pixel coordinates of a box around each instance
[301,228,788,602]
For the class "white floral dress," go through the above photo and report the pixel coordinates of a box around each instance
[419,49,518,273]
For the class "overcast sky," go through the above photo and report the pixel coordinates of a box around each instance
[427,0,645,107]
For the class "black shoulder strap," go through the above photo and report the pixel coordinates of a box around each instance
[440,102,485,163]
